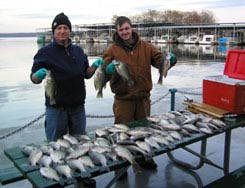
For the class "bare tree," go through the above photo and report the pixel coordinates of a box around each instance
[112,9,216,24]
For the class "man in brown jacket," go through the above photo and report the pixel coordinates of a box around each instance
[102,16,177,178]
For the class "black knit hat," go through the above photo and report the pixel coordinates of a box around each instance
[52,13,72,33]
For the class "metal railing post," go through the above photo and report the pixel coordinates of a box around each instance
[169,88,177,111]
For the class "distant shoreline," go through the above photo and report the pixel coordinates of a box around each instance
[0,33,36,38]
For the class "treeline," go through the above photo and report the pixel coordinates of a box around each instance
[112,9,216,24]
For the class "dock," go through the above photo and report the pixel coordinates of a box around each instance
[36,22,245,45]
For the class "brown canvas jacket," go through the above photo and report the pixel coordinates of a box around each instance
[103,31,163,100]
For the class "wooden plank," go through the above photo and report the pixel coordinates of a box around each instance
[0,167,24,185]
[14,157,38,174]
[26,170,62,188]
[183,101,229,118]
[4,147,26,161]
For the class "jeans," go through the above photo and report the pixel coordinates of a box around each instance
[45,105,86,141]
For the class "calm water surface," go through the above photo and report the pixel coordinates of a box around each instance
[0,37,242,169]
[0,38,244,187]
[0,37,237,130]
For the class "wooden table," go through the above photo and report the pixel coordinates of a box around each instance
[4,116,245,188]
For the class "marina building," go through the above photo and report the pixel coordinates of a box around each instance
[36,22,245,45]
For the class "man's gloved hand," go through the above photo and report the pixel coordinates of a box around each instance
[169,53,177,66]
[92,58,104,69]
[105,62,116,75]
[34,68,47,81]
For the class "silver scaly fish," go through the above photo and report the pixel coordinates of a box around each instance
[38,155,52,167]
[55,164,76,184]
[88,151,109,172]
[79,155,95,168]
[94,64,106,98]
[66,158,87,173]
[44,70,56,105]
[63,134,79,145]
[112,60,134,86]
[40,167,60,181]
[29,149,43,166]
[113,145,141,174]
[66,147,89,160]
[158,52,171,84]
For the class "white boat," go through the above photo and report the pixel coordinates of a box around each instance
[184,35,200,44]
[156,35,170,43]
[93,37,109,43]
[150,36,160,43]
[200,45,215,54]
[72,35,80,43]
[199,35,216,45]
[93,33,110,43]
[176,35,187,43]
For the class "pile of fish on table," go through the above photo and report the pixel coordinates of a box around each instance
[22,110,226,183]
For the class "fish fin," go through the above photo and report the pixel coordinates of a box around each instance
[50,99,56,105]
[157,77,163,85]
[100,166,110,172]
[67,177,77,184]
[163,62,171,78]
[96,91,103,98]
[132,163,142,174]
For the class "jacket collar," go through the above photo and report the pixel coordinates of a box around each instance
[53,38,72,48]
[113,30,140,51]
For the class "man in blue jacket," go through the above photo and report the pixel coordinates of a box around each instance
[30,13,103,141]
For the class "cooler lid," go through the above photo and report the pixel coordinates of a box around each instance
[224,49,245,80]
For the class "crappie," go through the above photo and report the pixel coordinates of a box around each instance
[55,164,75,183]
[88,151,109,172]
[158,52,171,85]
[40,167,60,181]
[66,147,89,159]
[79,155,95,168]
[38,155,52,167]
[29,148,43,166]
[44,70,56,105]
[112,60,134,86]
[50,150,66,164]
[94,64,106,98]
[66,158,87,173]
[63,134,79,145]
[113,145,141,173]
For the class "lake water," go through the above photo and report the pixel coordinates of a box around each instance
[0,37,242,169]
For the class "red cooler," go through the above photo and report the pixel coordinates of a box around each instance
[203,50,245,114]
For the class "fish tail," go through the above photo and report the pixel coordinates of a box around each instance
[100,165,110,172]
[67,177,77,184]
[96,91,103,98]
[144,153,153,161]
[132,163,142,174]
[50,99,56,105]
[157,77,163,85]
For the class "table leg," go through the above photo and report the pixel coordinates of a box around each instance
[105,166,129,188]
[223,129,231,175]
[167,139,207,170]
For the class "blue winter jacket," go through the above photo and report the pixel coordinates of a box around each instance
[31,39,89,107]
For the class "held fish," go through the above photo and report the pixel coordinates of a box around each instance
[94,65,106,98]
[112,60,134,86]
[44,70,56,105]
[158,52,171,85]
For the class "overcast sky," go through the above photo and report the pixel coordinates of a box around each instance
[0,0,245,33]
